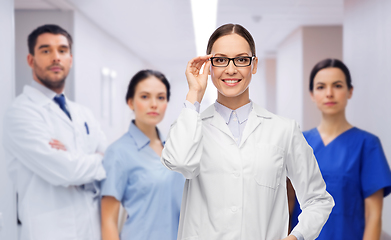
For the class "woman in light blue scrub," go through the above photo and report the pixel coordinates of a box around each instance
[291,59,391,239]
[100,70,185,240]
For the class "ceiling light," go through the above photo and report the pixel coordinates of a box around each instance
[191,0,219,107]
[191,0,218,57]
[101,67,110,76]
[110,71,117,79]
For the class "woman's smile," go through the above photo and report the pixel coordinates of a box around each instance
[222,78,241,86]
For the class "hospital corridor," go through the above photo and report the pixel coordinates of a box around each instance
[1,0,391,239]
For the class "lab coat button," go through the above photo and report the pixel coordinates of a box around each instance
[234,172,240,178]
[231,206,237,212]
[233,118,237,122]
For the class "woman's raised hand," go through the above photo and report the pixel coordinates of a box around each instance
[185,54,212,104]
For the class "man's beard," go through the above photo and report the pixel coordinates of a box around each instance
[37,74,66,92]
[34,61,67,92]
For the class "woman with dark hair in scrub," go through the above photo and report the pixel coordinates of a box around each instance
[291,59,391,240]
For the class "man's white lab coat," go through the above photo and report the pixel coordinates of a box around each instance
[162,104,334,240]
[3,85,107,240]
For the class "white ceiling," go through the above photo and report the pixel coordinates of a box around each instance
[15,0,74,10]
[217,0,343,57]
[15,0,344,80]
[66,0,196,74]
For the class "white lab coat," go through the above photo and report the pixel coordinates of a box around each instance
[162,104,334,240]
[3,85,107,240]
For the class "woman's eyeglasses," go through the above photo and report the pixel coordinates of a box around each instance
[209,56,254,67]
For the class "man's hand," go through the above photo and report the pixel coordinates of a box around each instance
[49,139,67,151]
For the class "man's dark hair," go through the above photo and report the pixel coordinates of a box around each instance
[28,24,73,55]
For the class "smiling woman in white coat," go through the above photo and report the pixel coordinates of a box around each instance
[161,24,334,240]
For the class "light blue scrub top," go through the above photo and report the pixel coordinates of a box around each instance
[292,127,391,239]
[100,121,185,240]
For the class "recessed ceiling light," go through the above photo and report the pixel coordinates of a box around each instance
[252,15,262,23]
[191,0,218,56]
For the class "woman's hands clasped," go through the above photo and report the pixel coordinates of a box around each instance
[185,54,213,104]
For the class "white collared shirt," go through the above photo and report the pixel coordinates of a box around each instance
[214,100,252,145]
[30,80,59,99]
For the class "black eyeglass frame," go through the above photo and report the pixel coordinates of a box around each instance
[209,56,255,67]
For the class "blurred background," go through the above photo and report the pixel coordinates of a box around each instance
[1,0,391,239]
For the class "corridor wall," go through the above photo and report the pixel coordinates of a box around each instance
[276,28,304,127]
[0,0,17,239]
[344,0,391,234]
[258,58,276,113]
[72,11,149,143]
[276,26,343,130]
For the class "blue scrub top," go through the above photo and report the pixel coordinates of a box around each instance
[292,127,391,239]
[100,121,185,240]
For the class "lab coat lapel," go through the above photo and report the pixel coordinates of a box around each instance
[239,104,272,148]
[211,112,235,139]
[49,103,74,127]
[23,85,73,128]
[240,110,263,147]
[65,99,79,128]
[201,104,235,139]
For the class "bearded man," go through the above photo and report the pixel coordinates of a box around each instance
[3,24,107,240]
